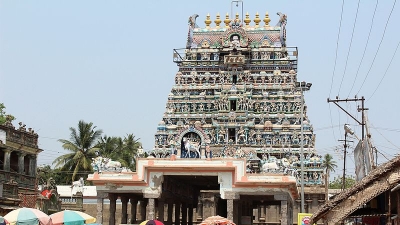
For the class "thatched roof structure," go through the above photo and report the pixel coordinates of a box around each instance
[310,155,400,225]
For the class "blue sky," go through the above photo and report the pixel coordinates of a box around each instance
[1,1,399,179]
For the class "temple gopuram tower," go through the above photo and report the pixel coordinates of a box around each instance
[149,10,325,223]
[89,10,326,225]
[153,12,322,184]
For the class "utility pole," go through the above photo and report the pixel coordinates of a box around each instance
[338,134,348,191]
[338,128,353,190]
[296,81,312,213]
[328,97,373,185]
[327,97,368,142]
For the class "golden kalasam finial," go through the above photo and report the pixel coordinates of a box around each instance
[224,13,231,28]
[215,13,221,28]
[205,13,211,29]
[254,12,261,28]
[235,12,240,23]
[264,11,271,27]
[244,12,251,28]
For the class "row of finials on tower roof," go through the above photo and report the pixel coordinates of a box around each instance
[195,12,287,29]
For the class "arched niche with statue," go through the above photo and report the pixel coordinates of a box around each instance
[175,127,209,158]
[222,27,249,48]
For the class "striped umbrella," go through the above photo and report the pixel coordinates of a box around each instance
[200,216,236,225]
[50,210,96,225]
[4,207,51,225]
[139,220,164,225]
[0,216,7,225]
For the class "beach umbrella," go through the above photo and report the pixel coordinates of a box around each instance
[4,207,51,225]
[50,210,96,225]
[200,216,236,225]
[139,220,164,225]
[0,216,7,225]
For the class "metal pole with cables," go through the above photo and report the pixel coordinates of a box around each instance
[296,81,312,213]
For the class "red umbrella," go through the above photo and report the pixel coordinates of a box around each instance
[139,220,164,225]
[200,216,236,225]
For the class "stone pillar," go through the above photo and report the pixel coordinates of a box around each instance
[182,203,187,225]
[96,197,103,225]
[288,200,294,225]
[109,193,117,225]
[3,149,11,171]
[147,198,155,220]
[158,200,165,222]
[32,155,37,176]
[271,204,278,222]
[167,202,173,225]
[259,204,266,222]
[174,203,181,225]
[235,128,238,144]
[121,196,129,224]
[140,200,147,222]
[201,146,205,159]
[280,200,288,225]
[225,192,240,222]
[196,198,203,222]
[188,204,194,225]
[28,155,36,176]
[17,152,25,174]
[227,199,234,221]
[202,192,215,219]
[76,192,83,208]
[96,192,107,225]
[225,127,228,144]
[177,147,181,158]
[130,198,138,224]
[233,200,240,225]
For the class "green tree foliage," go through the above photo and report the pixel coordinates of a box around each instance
[53,120,103,183]
[55,120,142,183]
[322,154,338,201]
[37,165,68,185]
[0,103,15,124]
[97,134,141,171]
[329,175,356,189]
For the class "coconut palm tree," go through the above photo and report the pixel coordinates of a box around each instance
[121,134,141,171]
[322,154,337,202]
[97,134,141,171]
[53,120,102,183]
[97,135,119,159]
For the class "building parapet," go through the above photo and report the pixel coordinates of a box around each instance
[0,170,36,190]
[0,122,40,150]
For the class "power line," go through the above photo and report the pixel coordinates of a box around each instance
[376,148,391,161]
[328,104,338,144]
[370,124,400,150]
[348,0,379,96]
[314,124,342,131]
[356,0,397,95]
[368,40,400,101]
[375,144,400,152]
[370,126,400,133]
[338,0,361,95]
[329,0,346,97]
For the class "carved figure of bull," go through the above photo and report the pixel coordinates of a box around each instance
[183,137,201,158]
[262,162,279,172]
[104,158,122,170]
